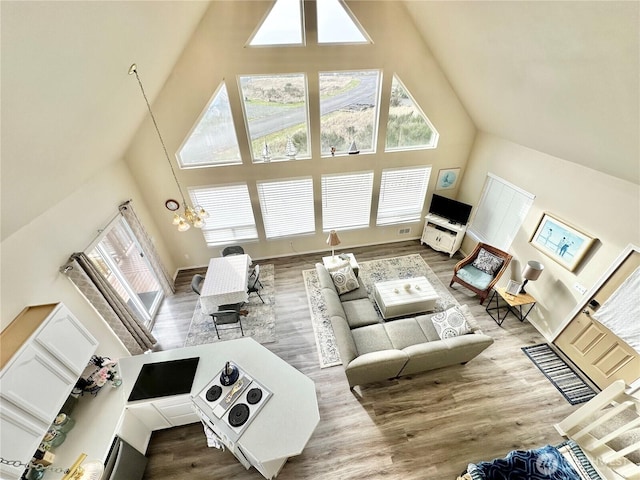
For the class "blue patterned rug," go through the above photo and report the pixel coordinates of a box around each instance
[522,343,598,405]
[303,254,459,368]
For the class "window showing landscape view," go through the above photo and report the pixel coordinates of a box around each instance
[385,75,438,151]
[319,70,381,156]
[177,3,439,247]
[239,73,310,163]
[177,82,241,168]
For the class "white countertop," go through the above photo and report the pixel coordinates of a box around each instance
[118,338,319,462]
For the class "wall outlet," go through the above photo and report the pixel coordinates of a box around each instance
[398,227,411,235]
[573,282,587,295]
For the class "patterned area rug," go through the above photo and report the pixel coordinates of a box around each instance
[184,264,276,346]
[303,254,460,368]
[522,343,598,405]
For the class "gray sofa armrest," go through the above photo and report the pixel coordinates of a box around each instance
[330,316,358,365]
[344,350,408,388]
[400,333,493,376]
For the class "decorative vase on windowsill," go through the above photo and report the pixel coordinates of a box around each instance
[72,355,122,396]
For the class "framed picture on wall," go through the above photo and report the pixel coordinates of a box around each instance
[435,168,461,190]
[530,212,596,272]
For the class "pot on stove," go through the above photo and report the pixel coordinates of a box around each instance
[220,361,239,386]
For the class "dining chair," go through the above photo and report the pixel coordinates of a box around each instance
[211,303,246,339]
[222,245,245,257]
[247,264,265,303]
[191,274,205,295]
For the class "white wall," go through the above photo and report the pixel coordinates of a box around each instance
[458,132,640,339]
[0,159,174,465]
[123,0,476,268]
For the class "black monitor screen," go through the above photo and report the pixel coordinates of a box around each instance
[429,194,473,225]
[128,357,200,401]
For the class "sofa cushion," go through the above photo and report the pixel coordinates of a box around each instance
[338,281,369,302]
[415,314,442,342]
[456,264,494,290]
[342,299,380,328]
[322,286,347,321]
[328,261,359,295]
[316,263,368,301]
[472,248,504,275]
[351,324,394,355]
[384,318,429,350]
[430,306,472,339]
[330,316,358,365]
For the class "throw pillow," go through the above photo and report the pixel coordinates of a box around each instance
[472,248,504,276]
[328,262,359,295]
[431,306,471,339]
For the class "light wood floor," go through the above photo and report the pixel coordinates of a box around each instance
[144,240,578,480]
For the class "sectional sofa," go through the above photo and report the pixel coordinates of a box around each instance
[316,263,494,388]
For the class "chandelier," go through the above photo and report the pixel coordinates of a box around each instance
[128,64,208,231]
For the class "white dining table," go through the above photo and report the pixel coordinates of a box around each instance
[200,254,252,314]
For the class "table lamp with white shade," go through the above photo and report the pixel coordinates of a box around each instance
[520,260,544,293]
[326,230,341,260]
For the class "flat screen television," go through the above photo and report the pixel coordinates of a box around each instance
[128,357,200,401]
[428,194,473,225]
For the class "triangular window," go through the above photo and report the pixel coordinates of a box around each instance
[248,0,369,47]
[385,75,438,152]
[249,0,304,46]
[317,0,369,44]
[177,82,242,168]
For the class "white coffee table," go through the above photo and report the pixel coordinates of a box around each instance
[373,276,439,319]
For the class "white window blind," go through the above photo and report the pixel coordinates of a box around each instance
[322,172,373,231]
[190,184,258,246]
[468,173,535,251]
[376,166,431,225]
[257,177,315,238]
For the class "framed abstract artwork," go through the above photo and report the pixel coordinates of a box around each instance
[436,168,460,190]
[530,213,596,271]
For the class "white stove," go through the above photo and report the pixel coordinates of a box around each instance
[192,363,272,444]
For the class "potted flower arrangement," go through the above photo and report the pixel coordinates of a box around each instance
[73,355,122,396]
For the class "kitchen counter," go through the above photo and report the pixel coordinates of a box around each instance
[118,338,319,472]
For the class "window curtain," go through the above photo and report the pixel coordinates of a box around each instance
[62,252,156,354]
[118,200,175,295]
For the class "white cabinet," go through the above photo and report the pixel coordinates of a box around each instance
[0,303,98,480]
[127,394,199,432]
[420,213,467,257]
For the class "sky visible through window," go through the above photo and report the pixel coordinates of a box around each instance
[250,0,368,46]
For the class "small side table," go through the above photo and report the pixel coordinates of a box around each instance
[486,287,536,326]
[322,253,359,277]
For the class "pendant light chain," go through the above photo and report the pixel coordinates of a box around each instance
[128,64,208,231]
[130,66,188,206]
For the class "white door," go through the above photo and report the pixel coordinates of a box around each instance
[554,249,640,389]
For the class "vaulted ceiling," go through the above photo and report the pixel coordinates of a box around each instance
[1,1,638,241]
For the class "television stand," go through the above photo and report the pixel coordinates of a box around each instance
[420,213,467,257]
